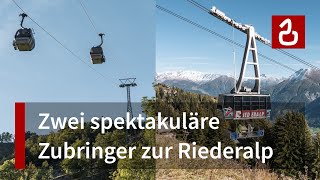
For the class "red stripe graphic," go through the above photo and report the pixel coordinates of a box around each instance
[15,102,25,169]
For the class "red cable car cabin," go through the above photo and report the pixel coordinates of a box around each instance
[218,94,271,120]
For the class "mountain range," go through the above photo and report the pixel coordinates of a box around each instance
[156,69,320,127]
[156,70,285,95]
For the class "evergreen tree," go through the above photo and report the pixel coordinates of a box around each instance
[312,133,320,179]
[272,112,314,177]
[1,132,13,143]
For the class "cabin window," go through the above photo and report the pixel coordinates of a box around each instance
[234,96,242,111]
[259,96,266,109]
[251,96,259,110]
[243,96,251,110]
[224,96,234,109]
[266,96,271,109]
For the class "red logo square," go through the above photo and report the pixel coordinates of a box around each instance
[272,15,305,49]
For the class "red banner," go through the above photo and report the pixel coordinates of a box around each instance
[236,109,266,119]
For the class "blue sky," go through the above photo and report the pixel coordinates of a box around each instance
[0,0,155,133]
[157,0,320,77]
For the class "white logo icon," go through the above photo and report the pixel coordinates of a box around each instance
[236,111,242,118]
[279,18,298,46]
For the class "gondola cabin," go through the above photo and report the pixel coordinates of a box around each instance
[13,28,35,51]
[218,94,271,120]
[90,33,105,64]
[230,129,264,140]
[90,46,105,64]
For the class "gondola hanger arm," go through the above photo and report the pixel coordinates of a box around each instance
[98,33,105,47]
[19,13,28,28]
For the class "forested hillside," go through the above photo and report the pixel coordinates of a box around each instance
[0,125,155,179]
[1,84,320,179]
[148,84,320,179]
[157,69,320,127]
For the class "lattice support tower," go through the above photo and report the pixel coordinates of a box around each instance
[119,78,137,118]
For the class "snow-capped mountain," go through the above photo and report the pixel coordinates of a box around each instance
[288,69,310,82]
[269,68,320,127]
[272,68,320,103]
[157,71,284,85]
[156,71,222,84]
[287,68,320,85]
[156,70,284,96]
[156,69,320,127]
[260,74,286,85]
[156,70,319,99]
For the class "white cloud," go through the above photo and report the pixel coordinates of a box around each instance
[174,56,210,60]
[157,56,211,69]
[157,56,210,61]
[157,66,187,72]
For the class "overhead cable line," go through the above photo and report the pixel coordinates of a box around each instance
[186,0,320,70]
[272,47,319,70]
[78,0,99,34]
[11,0,119,87]
[186,0,209,12]
[156,5,293,72]
[156,5,319,85]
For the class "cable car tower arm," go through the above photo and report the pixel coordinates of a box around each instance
[209,7,269,94]
[119,78,137,119]
[209,7,271,45]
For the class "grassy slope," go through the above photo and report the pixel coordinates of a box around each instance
[155,135,287,180]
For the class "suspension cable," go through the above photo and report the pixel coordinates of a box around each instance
[78,0,99,35]
[156,4,320,85]
[11,0,119,87]
[186,0,320,70]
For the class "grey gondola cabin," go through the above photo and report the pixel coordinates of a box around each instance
[13,13,35,51]
[90,33,105,64]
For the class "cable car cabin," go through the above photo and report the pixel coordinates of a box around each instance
[230,129,264,141]
[13,28,35,51]
[90,46,105,64]
[218,94,271,120]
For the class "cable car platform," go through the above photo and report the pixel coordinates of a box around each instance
[230,130,264,141]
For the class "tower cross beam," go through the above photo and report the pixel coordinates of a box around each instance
[119,78,137,118]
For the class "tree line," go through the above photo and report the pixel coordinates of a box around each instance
[0,123,155,179]
[0,132,14,143]
[1,83,320,179]
[147,84,320,179]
